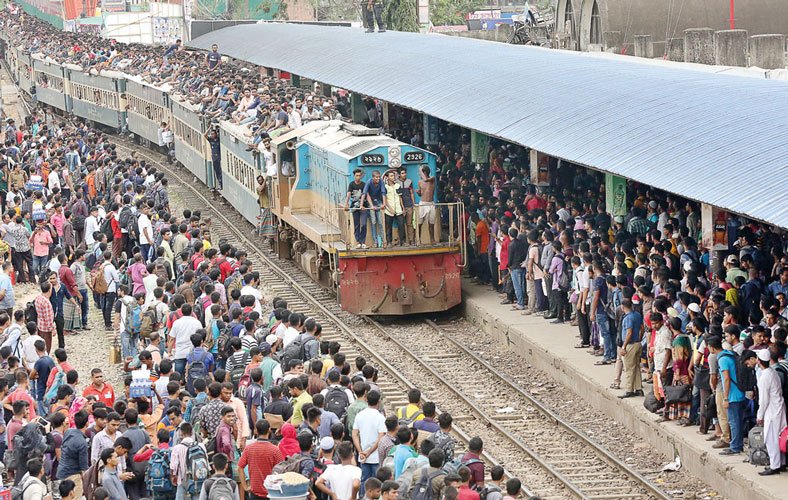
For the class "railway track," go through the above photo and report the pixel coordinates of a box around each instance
[107,134,672,500]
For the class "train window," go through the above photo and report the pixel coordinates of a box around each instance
[70,82,120,110]
[127,95,165,123]
[172,117,205,156]
[224,150,256,194]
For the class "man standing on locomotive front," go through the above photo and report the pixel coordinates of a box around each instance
[363,171,384,248]
[416,165,436,245]
[344,169,368,249]
[397,167,416,246]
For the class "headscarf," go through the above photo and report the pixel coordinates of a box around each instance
[278,423,300,458]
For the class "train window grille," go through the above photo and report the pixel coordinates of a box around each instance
[127,94,165,123]
[70,83,120,110]
[35,71,64,92]
[172,118,205,156]
[224,150,256,194]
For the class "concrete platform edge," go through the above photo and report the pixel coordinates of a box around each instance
[461,281,778,500]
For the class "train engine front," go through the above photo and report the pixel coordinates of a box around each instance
[271,121,465,315]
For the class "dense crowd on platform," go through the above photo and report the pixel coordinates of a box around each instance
[0,7,537,500]
[411,115,788,475]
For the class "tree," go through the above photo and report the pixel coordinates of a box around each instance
[384,0,418,31]
[429,0,485,26]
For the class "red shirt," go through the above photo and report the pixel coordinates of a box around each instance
[58,265,79,297]
[461,451,485,488]
[83,382,116,407]
[458,485,480,500]
[7,389,37,421]
[238,440,284,497]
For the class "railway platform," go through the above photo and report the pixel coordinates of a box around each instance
[461,277,785,500]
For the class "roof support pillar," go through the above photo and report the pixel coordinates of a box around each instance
[715,29,748,66]
[749,34,785,69]
[684,28,716,65]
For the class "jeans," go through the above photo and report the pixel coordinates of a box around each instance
[511,268,525,308]
[140,244,153,263]
[727,400,745,452]
[121,330,140,359]
[174,358,187,376]
[360,463,378,496]
[103,291,117,327]
[79,289,89,325]
[352,209,367,246]
[175,482,198,500]
[32,255,48,279]
[596,314,615,361]
[365,2,384,30]
[369,207,383,247]
[384,213,404,245]
[212,155,223,190]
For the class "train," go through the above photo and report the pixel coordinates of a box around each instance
[0,36,466,315]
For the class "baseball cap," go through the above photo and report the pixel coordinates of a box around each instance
[259,342,272,355]
[688,303,701,313]
[725,254,739,265]
[320,437,335,451]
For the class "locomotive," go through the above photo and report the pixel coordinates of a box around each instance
[0,38,466,315]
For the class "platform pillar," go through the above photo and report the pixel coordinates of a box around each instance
[715,29,748,66]
[684,28,715,64]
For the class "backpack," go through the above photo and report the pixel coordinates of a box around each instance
[100,216,114,242]
[147,448,175,494]
[125,299,142,334]
[11,476,35,500]
[718,350,756,393]
[44,361,65,405]
[410,469,444,500]
[24,301,38,325]
[81,461,102,500]
[216,323,235,360]
[187,350,210,393]
[72,214,86,231]
[271,454,309,474]
[748,426,770,466]
[90,264,109,294]
[188,395,208,424]
[442,457,482,475]
[557,255,571,291]
[397,407,424,426]
[237,373,252,399]
[85,250,98,270]
[207,476,236,500]
[126,212,141,242]
[118,206,133,233]
[140,303,162,339]
[479,484,502,500]
[185,442,211,494]
[324,386,350,419]
[229,352,250,389]
[281,334,307,368]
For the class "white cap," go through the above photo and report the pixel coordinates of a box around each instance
[757,349,771,362]
[688,303,701,313]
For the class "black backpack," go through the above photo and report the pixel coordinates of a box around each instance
[100,217,114,242]
[281,334,306,367]
[324,386,350,419]
[718,350,756,393]
[25,302,37,325]
[411,469,444,500]
[773,361,788,413]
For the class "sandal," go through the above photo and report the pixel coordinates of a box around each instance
[574,344,590,349]
[609,383,621,390]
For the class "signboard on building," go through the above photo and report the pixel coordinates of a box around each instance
[605,173,627,217]
[471,130,489,164]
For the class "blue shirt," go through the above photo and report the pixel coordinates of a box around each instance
[768,280,788,299]
[362,179,384,205]
[57,428,89,479]
[317,408,340,438]
[393,444,418,478]
[620,311,642,344]
[33,356,55,401]
[0,273,14,309]
[718,351,745,403]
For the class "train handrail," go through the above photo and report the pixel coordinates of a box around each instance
[330,201,466,252]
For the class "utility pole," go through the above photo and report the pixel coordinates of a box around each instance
[729,0,735,29]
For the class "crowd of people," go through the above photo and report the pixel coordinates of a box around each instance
[0,7,537,500]
[411,114,788,475]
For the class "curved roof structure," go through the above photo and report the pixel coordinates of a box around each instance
[189,23,788,228]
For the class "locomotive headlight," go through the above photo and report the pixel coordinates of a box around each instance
[390,158,402,168]
[388,146,401,158]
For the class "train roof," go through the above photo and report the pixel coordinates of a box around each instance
[275,120,421,160]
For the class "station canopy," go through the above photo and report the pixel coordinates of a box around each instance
[189,23,788,229]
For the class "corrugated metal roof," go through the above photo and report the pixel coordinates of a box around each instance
[189,23,788,228]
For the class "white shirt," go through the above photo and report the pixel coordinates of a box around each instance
[353,407,386,464]
[240,285,263,315]
[84,215,100,246]
[1,324,23,357]
[169,315,202,359]
[22,334,45,366]
[143,274,158,304]
[137,213,153,245]
[104,262,120,293]
[319,464,361,500]
[283,326,300,349]
[47,170,61,191]
[275,322,287,340]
